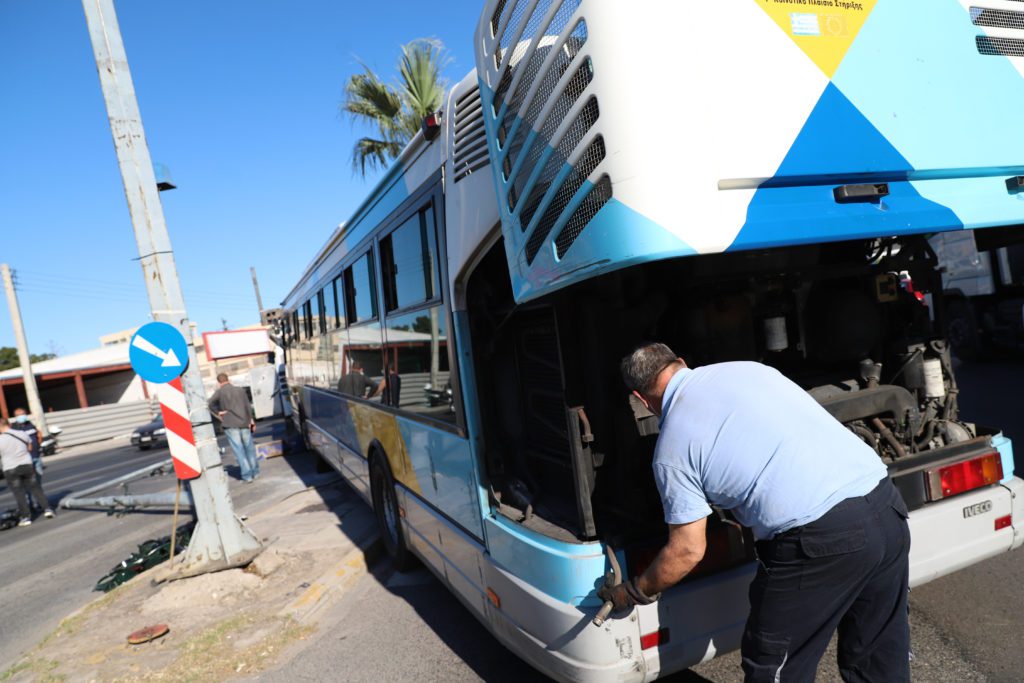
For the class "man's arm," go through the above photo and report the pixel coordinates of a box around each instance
[599,517,707,612]
[208,388,224,419]
[635,518,707,596]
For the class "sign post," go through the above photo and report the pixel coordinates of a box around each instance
[84,0,261,577]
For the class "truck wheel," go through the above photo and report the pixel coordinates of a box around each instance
[946,298,982,361]
[370,454,416,572]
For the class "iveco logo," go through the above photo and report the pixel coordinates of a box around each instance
[963,500,993,518]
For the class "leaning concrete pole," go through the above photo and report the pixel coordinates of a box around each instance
[81,0,261,576]
[0,264,49,434]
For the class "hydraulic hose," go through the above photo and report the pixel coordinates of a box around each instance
[593,544,622,627]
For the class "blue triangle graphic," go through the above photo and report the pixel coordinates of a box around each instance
[775,83,912,181]
[728,84,962,252]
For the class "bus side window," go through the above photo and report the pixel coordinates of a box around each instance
[339,250,385,400]
[383,307,453,422]
[380,208,440,312]
[380,205,454,423]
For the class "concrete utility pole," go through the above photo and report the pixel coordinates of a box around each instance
[250,267,265,316]
[1,264,48,433]
[81,0,260,576]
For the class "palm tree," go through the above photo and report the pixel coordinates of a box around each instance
[342,39,448,176]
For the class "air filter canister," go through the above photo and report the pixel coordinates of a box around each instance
[764,316,789,352]
[923,358,945,399]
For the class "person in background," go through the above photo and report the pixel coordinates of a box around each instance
[208,373,260,483]
[11,407,45,512]
[0,417,54,526]
[11,408,43,478]
[337,361,383,399]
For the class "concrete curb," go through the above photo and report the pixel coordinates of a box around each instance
[280,533,384,624]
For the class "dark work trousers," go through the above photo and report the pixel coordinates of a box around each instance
[4,464,48,519]
[741,478,911,682]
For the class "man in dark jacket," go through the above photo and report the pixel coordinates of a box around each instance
[208,373,260,482]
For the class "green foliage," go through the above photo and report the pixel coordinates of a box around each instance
[0,347,55,372]
[342,39,449,176]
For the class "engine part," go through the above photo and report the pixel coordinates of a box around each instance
[923,358,945,399]
[859,359,882,388]
[816,385,920,434]
[872,417,908,460]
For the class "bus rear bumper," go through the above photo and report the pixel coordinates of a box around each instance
[907,475,1024,587]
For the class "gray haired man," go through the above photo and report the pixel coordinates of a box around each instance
[601,343,910,682]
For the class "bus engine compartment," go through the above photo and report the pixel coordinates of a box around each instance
[467,234,1004,576]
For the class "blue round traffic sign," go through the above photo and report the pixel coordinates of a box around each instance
[129,322,189,384]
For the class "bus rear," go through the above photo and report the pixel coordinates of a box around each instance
[460,0,1024,679]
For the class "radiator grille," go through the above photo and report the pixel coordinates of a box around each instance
[495,0,531,71]
[453,86,490,182]
[505,19,588,181]
[525,135,605,263]
[515,313,569,457]
[515,96,599,226]
[498,2,583,161]
[971,7,1024,30]
[490,0,509,36]
[977,34,1024,56]
[480,0,607,267]
[555,174,611,258]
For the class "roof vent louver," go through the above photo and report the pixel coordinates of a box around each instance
[453,86,490,183]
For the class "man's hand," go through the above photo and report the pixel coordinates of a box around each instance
[598,577,661,613]
[598,582,634,612]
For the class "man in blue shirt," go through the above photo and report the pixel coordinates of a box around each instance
[600,343,910,682]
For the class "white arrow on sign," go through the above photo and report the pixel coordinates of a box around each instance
[132,334,182,368]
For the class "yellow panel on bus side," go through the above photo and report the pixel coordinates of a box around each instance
[347,400,423,495]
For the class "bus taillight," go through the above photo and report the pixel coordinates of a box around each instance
[640,628,669,650]
[925,452,1003,501]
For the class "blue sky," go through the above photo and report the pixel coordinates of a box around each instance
[0,0,484,356]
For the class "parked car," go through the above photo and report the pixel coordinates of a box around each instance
[130,418,166,450]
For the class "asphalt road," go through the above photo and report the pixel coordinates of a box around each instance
[263,357,1024,682]
[0,420,320,670]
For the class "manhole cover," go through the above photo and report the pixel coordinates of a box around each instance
[127,624,169,644]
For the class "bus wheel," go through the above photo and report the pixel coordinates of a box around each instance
[946,298,982,361]
[370,454,416,572]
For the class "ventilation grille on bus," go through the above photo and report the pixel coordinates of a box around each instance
[486,0,610,264]
[453,86,489,183]
[977,35,1024,56]
[973,5,1024,56]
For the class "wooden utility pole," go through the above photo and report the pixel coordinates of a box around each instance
[1,264,49,435]
[81,0,261,577]
[250,267,265,316]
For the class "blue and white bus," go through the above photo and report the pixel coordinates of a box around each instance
[281,1,1024,679]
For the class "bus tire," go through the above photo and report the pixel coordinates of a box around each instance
[370,453,416,572]
[946,297,982,361]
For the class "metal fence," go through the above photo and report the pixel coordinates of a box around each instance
[46,400,159,448]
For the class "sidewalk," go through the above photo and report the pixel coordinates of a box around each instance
[2,458,380,683]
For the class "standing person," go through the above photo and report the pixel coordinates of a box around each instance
[11,407,44,482]
[601,343,910,682]
[208,373,260,483]
[0,418,54,526]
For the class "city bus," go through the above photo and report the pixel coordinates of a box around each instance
[280,1,1024,679]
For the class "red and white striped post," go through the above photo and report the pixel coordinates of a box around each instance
[158,378,202,480]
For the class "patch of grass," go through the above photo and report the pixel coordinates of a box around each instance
[131,613,314,682]
[1,658,63,683]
